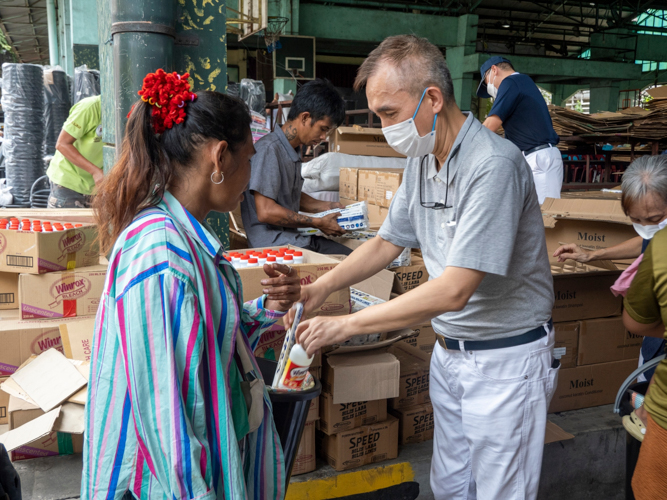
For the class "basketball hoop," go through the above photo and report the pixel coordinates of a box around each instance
[264,16,288,53]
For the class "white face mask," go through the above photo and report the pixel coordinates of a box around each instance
[633,218,667,240]
[486,74,498,99]
[382,89,437,158]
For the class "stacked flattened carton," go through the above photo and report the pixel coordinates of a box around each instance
[543,197,641,413]
[0,209,102,458]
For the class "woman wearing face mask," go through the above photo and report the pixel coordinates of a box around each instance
[555,155,667,441]
[83,70,300,500]
[622,157,667,499]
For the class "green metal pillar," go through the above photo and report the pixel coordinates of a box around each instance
[174,0,230,249]
[97,0,116,172]
[445,14,477,111]
[590,80,620,113]
[46,0,59,66]
[111,0,176,145]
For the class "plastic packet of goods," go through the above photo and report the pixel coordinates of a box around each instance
[388,247,411,269]
[343,288,387,346]
[297,201,370,233]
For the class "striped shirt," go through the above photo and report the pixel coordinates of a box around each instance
[82,191,286,500]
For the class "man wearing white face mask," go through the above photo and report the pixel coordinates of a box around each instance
[288,35,557,500]
[477,56,563,204]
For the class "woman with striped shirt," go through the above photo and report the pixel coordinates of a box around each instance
[83,71,300,499]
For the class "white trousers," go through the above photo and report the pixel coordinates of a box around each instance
[430,324,559,500]
[524,146,563,205]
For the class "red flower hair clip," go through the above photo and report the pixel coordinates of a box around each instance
[135,69,197,134]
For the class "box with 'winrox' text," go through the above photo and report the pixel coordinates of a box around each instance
[18,265,107,320]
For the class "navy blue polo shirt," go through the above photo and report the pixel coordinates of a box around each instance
[489,73,559,152]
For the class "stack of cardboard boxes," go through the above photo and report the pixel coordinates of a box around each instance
[0,210,102,460]
[544,196,641,412]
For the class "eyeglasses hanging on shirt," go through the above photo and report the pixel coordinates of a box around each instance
[419,143,461,210]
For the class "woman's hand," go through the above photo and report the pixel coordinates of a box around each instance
[261,263,301,311]
[284,281,331,329]
[296,315,351,356]
[553,243,592,263]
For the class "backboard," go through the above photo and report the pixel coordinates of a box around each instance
[273,35,316,80]
[226,0,268,40]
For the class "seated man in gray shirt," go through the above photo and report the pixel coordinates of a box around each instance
[241,79,353,255]
[279,36,557,500]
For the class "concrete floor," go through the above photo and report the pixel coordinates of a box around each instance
[5,405,628,500]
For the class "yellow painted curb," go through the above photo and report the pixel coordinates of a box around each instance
[286,462,415,500]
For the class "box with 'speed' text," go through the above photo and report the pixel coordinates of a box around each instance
[320,415,399,471]
[389,403,434,445]
[292,420,316,476]
[401,322,437,355]
[19,265,106,320]
[392,256,429,293]
[319,392,387,435]
[387,343,431,410]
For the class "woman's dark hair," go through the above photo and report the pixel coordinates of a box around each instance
[94,90,251,254]
[286,78,345,126]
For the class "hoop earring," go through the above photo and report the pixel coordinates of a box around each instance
[211,171,224,184]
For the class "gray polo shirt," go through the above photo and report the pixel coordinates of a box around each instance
[241,127,314,248]
[378,113,553,341]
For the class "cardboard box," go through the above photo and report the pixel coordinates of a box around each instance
[307,396,319,423]
[0,377,8,425]
[0,317,93,376]
[339,168,359,200]
[542,197,636,261]
[59,317,96,362]
[322,351,400,405]
[389,403,434,445]
[548,359,638,413]
[392,256,429,292]
[0,272,18,310]
[0,222,99,274]
[329,127,404,158]
[18,265,106,320]
[554,322,579,369]
[578,317,642,366]
[357,169,404,208]
[319,393,387,435]
[236,246,351,319]
[292,420,316,476]
[551,262,622,322]
[387,343,431,410]
[6,397,83,461]
[401,323,437,356]
[321,415,399,471]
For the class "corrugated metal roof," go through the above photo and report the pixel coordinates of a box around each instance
[0,0,49,64]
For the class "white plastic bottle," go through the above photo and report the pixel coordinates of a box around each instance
[278,344,314,390]
[293,251,304,264]
[276,254,284,264]
[247,258,259,267]
[258,255,267,266]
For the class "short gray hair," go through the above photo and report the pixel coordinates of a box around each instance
[354,35,454,103]
[621,155,667,213]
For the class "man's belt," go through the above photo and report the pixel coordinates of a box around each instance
[522,144,552,156]
[437,319,553,351]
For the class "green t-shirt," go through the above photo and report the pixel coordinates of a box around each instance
[624,229,667,430]
[46,95,103,196]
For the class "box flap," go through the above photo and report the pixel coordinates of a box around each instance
[10,348,87,412]
[353,269,395,302]
[327,328,416,355]
[541,198,631,225]
[54,402,85,434]
[0,405,61,452]
[335,126,385,137]
[544,421,574,444]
